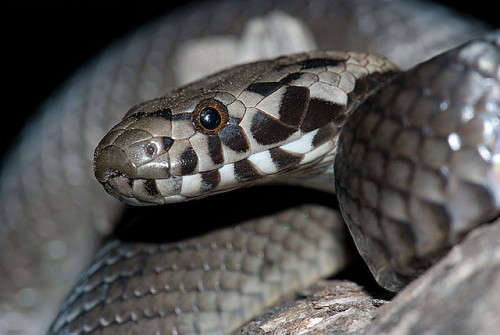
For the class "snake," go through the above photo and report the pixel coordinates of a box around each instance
[0,1,498,334]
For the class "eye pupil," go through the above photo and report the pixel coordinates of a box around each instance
[199,107,222,130]
[193,99,228,134]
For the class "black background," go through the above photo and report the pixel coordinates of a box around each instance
[1,1,498,160]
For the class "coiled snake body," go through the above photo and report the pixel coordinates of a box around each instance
[1,1,499,334]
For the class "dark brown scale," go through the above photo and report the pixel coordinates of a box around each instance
[234,159,261,182]
[200,170,221,193]
[245,82,283,96]
[251,111,296,145]
[312,124,339,147]
[180,147,198,175]
[162,137,174,151]
[269,148,303,172]
[301,99,344,132]
[207,135,224,165]
[278,86,309,128]
[279,72,302,85]
[143,179,160,197]
[298,58,341,69]
[218,125,249,153]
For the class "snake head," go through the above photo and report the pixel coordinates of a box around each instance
[93,51,397,205]
[93,89,258,205]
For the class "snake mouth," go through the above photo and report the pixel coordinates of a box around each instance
[99,170,174,206]
[100,170,138,205]
[94,143,169,205]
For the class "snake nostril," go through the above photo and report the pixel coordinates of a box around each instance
[145,143,157,156]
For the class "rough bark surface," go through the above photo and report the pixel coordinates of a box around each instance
[240,280,387,335]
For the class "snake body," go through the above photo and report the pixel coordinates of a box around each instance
[0,1,498,334]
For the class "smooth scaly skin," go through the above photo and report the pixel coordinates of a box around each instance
[0,1,494,334]
[73,34,500,334]
[336,32,500,291]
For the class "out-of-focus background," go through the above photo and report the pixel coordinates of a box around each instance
[1,0,498,161]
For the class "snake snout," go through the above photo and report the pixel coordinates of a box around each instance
[93,145,136,183]
[93,137,175,205]
[92,145,138,202]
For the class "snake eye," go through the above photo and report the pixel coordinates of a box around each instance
[193,99,228,134]
[200,107,222,130]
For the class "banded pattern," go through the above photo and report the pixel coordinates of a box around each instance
[94,51,397,205]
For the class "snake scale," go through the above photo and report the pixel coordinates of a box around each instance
[1,1,499,334]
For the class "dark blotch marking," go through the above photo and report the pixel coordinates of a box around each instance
[301,98,344,133]
[246,82,283,96]
[124,108,172,121]
[278,86,309,128]
[351,78,369,97]
[207,135,224,165]
[143,179,160,197]
[347,71,399,111]
[299,58,340,69]
[124,111,147,120]
[312,124,339,147]
[151,108,173,120]
[279,72,302,86]
[172,113,192,121]
[218,125,249,153]
[200,170,220,193]
[162,137,174,151]
[180,146,198,175]
[234,160,261,182]
[269,148,302,172]
[251,111,296,146]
